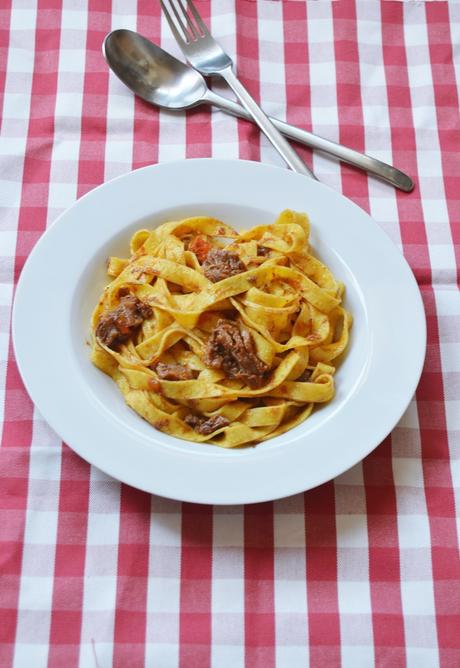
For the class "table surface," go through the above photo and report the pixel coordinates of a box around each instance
[1,1,459,667]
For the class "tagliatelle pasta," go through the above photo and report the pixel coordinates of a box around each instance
[90,210,352,447]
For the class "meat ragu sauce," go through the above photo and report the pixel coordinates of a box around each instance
[91,212,351,446]
[96,295,152,350]
[202,248,246,282]
[204,319,270,389]
[155,362,197,381]
[188,234,212,264]
[184,414,230,435]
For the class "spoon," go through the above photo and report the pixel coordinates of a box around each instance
[103,29,414,193]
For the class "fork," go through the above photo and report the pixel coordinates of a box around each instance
[160,0,317,179]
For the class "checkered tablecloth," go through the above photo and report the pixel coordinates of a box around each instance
[1,1,459,666]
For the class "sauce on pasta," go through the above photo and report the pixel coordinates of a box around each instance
[90,210,352,447]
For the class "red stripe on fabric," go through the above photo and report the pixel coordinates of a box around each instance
[132,1,161,170]
[0,3,63,663]
[282,0,313,166]
[305,484,341,667]
[235,0,261,162]
[378,3,438,663]
[48,448,90,667]
[0,451,28,668]
[0,449,28,511]
[76,0,111,197]
[0,0,12,133]
[244,502,275,668]
[186,1,212,160]
[382,2,459,662]
[332,0,370,210]
[426,2,460,287]
[364,440,406,662]
[381,2,432,284]
[1,358,34,449]
[333,5,405,661]
[416,287,460,655]
[7,10,64,279]
[113,486,151,667]
[179,503,213,668]
[48,4,111,664]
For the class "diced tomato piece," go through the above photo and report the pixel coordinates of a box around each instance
[188,235,212,263]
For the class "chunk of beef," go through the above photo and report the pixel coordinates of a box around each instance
[96,295,152,350]
[184,414,202,430]
[202,248,246,282]
[257,245,270,256]
[184,413,230,435]
[204,319,270,389]
[188,235,212,263]
[155,363,197,381]
[297,368,313,382]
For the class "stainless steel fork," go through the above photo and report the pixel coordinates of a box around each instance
[160,0,317,179]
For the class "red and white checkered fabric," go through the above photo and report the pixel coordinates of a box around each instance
[1,1,459,666]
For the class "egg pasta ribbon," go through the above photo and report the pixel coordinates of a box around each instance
[91,210,352,447]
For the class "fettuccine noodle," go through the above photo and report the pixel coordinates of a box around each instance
[90,210,352,447]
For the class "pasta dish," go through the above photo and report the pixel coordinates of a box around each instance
[90,210,351,447]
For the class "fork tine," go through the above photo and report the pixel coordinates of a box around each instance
[185,0,210,37]
[176,0,200,40]
[160,0,189,44]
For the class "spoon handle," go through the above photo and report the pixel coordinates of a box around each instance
[204,90,414,193]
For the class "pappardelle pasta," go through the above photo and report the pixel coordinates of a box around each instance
[90,210,352,447]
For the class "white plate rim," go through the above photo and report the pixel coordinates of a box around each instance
[12,159,426,504]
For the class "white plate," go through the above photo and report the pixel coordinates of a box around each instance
[13,159,426,504]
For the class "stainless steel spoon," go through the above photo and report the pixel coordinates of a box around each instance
[103,29,414,193]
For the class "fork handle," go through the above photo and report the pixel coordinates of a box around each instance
[204,89,414,192]
[219,67,317,180]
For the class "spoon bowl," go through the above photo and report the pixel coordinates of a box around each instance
[103,29,207,109]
